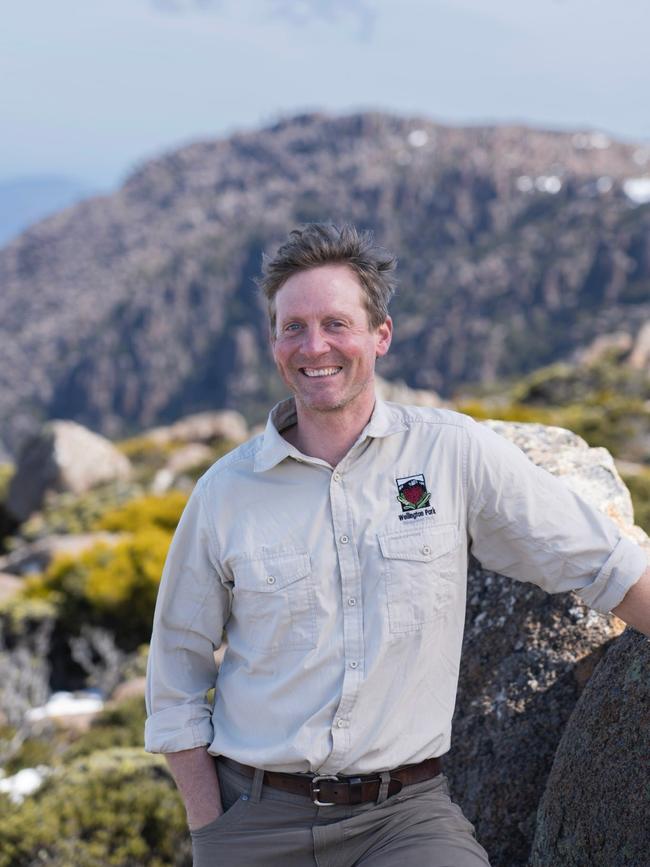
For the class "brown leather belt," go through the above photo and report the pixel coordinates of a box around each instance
[218,755,442,805]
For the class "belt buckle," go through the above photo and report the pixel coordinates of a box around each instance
[310,774,339,806]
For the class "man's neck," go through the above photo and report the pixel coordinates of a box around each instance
[283,390,376,467]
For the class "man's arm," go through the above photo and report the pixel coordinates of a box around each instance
[165,747,224,830]
[611,563,650,637]
[145,480,232,829]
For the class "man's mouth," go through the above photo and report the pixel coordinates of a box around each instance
[300,367,343,378]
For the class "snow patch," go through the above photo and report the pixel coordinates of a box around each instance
[0,767,50,803]
[572,131,611,150]
[408,129,428,148]
[623,177,650,205]
[25,690,104,722]
[535,175,562,194]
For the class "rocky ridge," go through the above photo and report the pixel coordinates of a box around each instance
[1,112,649,456]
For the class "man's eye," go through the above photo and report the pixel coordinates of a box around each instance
[329,321,346,328]
[284,323,302,332]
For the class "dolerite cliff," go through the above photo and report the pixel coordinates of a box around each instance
[1,112,650,455]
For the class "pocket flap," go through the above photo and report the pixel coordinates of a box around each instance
[233,552,311,593]
[378,524,459,563]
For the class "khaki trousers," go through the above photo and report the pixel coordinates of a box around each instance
[190,758,492,867]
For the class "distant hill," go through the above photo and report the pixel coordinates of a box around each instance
[0,175,93,247]
[1,112,649,457]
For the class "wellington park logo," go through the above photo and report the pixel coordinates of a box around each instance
[395,474,433,512]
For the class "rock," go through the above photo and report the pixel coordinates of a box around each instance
[150,442,214,493]
[484,421,636,529]
[445,420,647,867]
[0,532,121,576]
[0,571,23,603]
[147,410,249,447]
[111,676,146,703]
[375,376,444,408]
[576,330,632,366]
[530,627,650,867]
[0,766,51,804]
[628,319,650,370]
[25,690,104,729]
[7,421,132,523]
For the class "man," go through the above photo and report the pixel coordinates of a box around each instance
[145,223,650,867]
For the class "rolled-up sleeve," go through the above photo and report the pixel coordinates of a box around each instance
[465,421,647,614]
[145,477,231,753]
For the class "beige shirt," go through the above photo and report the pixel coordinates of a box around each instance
[144,398,646,774]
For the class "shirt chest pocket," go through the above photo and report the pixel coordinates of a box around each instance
[230,551,316,652]
[378,524,460,635]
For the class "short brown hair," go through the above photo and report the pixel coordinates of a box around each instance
[257,223,398,334]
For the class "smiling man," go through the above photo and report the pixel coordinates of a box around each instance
[270,262,392,465]
[145,223,650,867]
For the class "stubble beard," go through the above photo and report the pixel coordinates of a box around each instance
[293,371,375,416]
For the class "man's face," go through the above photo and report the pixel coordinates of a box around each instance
[271,264,392,414]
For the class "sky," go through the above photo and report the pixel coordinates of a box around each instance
[2,0,649,191]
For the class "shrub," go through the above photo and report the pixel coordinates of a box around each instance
[115,436,184,486]
[17,526,171,648]
[0,748,190,867]
[95,491,188,535]
[62,696,147,762]
[20,481,141,541]
[621,469,650,534]
[0,463,14,504]
[6,493,188,649]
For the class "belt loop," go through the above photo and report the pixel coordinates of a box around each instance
[249,767,264,804]
[376,771,391,804]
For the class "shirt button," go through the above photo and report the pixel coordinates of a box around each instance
[349,661,358,669]
[347,597,357,606]
[336,718,348,728]
[333,472,342,482]
[421,545,432,556]
[266,575,276,585]
[340,535,349,544]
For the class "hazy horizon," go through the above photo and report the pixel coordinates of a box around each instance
[2,0,649,191]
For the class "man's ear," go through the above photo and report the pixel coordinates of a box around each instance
[375,316,393,358]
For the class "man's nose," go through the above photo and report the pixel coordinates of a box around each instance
[300,327,330,355]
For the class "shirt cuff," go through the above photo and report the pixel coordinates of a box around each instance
[577,536,649,614]
[144,706,214,754]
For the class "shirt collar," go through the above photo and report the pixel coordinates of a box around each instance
[253,395,407,473]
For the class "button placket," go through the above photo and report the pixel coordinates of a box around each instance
[328,461,364,765]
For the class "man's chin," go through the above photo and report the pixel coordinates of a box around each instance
[295,388,367,414]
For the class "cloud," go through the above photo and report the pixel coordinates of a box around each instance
[151,0,375,34]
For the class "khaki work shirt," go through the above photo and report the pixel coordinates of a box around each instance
[144,398,646,774]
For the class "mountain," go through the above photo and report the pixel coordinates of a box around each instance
[0,175,93,248]
[1,113,649,457]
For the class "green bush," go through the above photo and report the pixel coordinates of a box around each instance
[4,696,148,774]
[17,527,170,648]
[0,748,190,867]
[621,469,650,534]
[95,491,188,535]
[62,696,147,762]
[5,493,188,648]
[0,463,14,504]
[2,734,56,776]
[455,396,649,460]
[20,480,141,541]
[115,435,179,487]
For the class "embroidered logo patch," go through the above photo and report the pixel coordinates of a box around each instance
[396,474,432,512]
